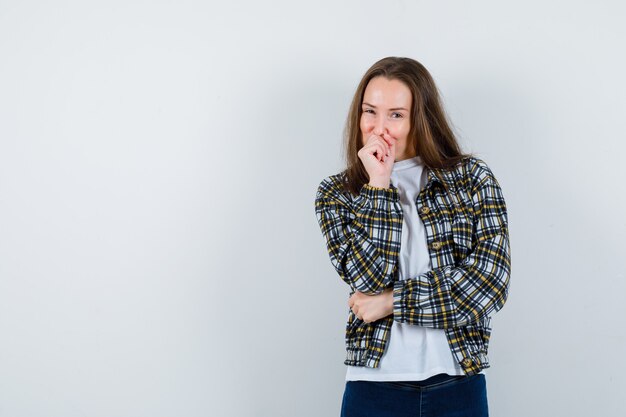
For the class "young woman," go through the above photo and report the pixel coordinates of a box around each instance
[314,57,511,417]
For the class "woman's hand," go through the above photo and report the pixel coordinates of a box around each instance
[358,133,397,188]
[348,288,394,323]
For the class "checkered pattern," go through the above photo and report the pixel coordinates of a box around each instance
[314,156,511,375]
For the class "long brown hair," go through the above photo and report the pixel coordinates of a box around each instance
[341,56,474,195]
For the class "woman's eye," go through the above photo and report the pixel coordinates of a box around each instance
[362,109,402,118]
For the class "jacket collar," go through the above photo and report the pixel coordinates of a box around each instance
[426,166,457,191]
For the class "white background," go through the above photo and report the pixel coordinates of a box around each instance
[1,1,625,416]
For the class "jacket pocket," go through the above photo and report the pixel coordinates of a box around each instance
[451,216,474,261]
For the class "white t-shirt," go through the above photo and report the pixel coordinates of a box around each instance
[345,155,466,381]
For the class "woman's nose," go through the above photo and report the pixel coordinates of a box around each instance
[373,118,387,136]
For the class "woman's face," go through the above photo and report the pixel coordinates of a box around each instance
[360,76,414,161]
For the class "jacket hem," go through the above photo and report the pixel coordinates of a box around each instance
[343,346,380,368]
[343,346,491,376]
[458,351,491,376]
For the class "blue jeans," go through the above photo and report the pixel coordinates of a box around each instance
[340,373,489,417]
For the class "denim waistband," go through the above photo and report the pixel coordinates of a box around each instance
[369,372,468,390]
[411,372,466,386]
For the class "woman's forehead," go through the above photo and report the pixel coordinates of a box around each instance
[362,77,411,108]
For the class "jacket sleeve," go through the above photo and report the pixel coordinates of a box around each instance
[315,177,403,295]
[392,169,511,329]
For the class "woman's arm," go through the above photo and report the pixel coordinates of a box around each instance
[392,169,511,329]
[315,177,403,295]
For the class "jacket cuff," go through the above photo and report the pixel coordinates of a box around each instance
[392,279,407,323]
[359,183,399,203]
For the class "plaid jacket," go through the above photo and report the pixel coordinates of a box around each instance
[314,156,511,376]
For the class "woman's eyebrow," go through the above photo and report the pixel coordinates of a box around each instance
[362,102,408,111]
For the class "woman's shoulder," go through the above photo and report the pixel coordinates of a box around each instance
[315,170,351,203]
[442,155,503,191]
